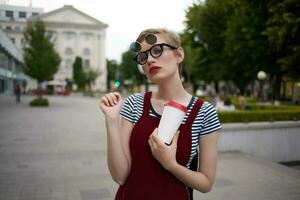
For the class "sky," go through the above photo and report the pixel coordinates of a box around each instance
[5,0,198,63]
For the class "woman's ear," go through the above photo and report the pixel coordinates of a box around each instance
[176,47,184,64]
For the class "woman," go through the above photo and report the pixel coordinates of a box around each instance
[99,28,221,200]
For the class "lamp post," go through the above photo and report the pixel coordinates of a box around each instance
[257,71,267,102]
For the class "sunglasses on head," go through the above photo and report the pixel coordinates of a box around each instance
[134,43,178,65]
[130,33,158,52]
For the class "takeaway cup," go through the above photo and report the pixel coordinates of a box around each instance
[157,101,187,145]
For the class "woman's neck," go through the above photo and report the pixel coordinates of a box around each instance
[153,75,191,104]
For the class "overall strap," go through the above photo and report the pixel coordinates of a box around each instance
[185,98,204,127]
[143,91,152,115]
[185,98,204,200]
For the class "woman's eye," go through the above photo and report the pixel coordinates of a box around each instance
[152,47,161,56]
[138,53,147,63]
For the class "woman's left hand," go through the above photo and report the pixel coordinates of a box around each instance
[148,128,180,171]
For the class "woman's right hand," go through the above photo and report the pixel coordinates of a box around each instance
[99,92,123,121]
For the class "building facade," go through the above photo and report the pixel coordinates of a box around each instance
[33,5,108,91]
[0,4,108,92]
[0,29,26,94]
[0,4,44,54]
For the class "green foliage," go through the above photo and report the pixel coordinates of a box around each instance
[230,96,257,105]
[120,49,144,85]
[184,0,299,97]
[222,0,270,93]
[263,0,300,80]
[184,0,231,84]
[23,20,61,82]
[85,68,100,85]
[218,109,300,123]
[106,59,119,89]
[238,104,300,111]
[29,98,49,107]
[180,32,203,89]
[72,57,86,89]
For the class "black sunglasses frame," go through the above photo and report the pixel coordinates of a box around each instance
[133,43,178,65]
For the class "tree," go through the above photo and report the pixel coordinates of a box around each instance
[106,59,119,90]
[222,0,270,94]
[23,20,61,91]
[184,0,233,93]
[72,56,86,90]
[263,0,300,100]
[180,32,203,93]
[184,0,273,95]
[85,68,101,91]
[120,49,144,86]
[264,0,300,78]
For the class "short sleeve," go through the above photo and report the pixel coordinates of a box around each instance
[120,94,136,124]
[200,102,222,136]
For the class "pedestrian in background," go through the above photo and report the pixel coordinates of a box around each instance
[99,28,221,200]
[14,83,21,103]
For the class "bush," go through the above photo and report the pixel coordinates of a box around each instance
[218,110,300,123]
[242,104,300,111]
[231,96,257,105]
[29,98,49,107]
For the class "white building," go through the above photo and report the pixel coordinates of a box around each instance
[0,4,43,93]
[0,4,43,53]
[33,5,108,91]
[0,4,108,92]
[0,29,26,94]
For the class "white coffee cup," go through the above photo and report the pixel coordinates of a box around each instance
[157,101,187,145]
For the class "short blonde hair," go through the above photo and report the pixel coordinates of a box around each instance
[136,28,183,77]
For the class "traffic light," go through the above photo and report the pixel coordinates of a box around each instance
[114,81,121,88]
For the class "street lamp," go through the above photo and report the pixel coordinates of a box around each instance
[257,71,267,101]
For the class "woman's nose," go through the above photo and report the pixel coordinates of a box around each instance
[146,53,156,64]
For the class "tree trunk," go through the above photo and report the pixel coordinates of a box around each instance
[214,81,219,94]
[273,74,282,101]
[37,80,43,99]
[291,79,298,103]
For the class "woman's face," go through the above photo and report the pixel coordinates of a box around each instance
[139,34,184,83]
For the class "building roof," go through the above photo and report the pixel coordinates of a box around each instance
[31,5,108,29]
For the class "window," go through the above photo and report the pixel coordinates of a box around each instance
[5,10,13,18]
[82,33,92,40]
[32,12,39,16]
[83,59,90,69]
[10,38,15,44]
[83,48,90,56]
[15,26,21,31]
[65,48,73,55]
[19,12,26,18]
[0,52,6,69]
[64,32,75,40]
[65,59,73,70]
[6,26,12,30]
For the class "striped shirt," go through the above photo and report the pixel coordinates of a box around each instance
[120,92,222,168]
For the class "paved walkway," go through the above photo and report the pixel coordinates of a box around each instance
[0,94,299,200]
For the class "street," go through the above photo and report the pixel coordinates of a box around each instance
[0,94,299,200]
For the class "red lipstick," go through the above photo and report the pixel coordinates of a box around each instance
[149,66,161,74]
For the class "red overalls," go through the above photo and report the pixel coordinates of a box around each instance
[115,92,203,200]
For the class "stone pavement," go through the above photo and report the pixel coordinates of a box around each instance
[0,94,299,200]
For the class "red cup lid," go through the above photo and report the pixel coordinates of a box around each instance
[164,101,187,112]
